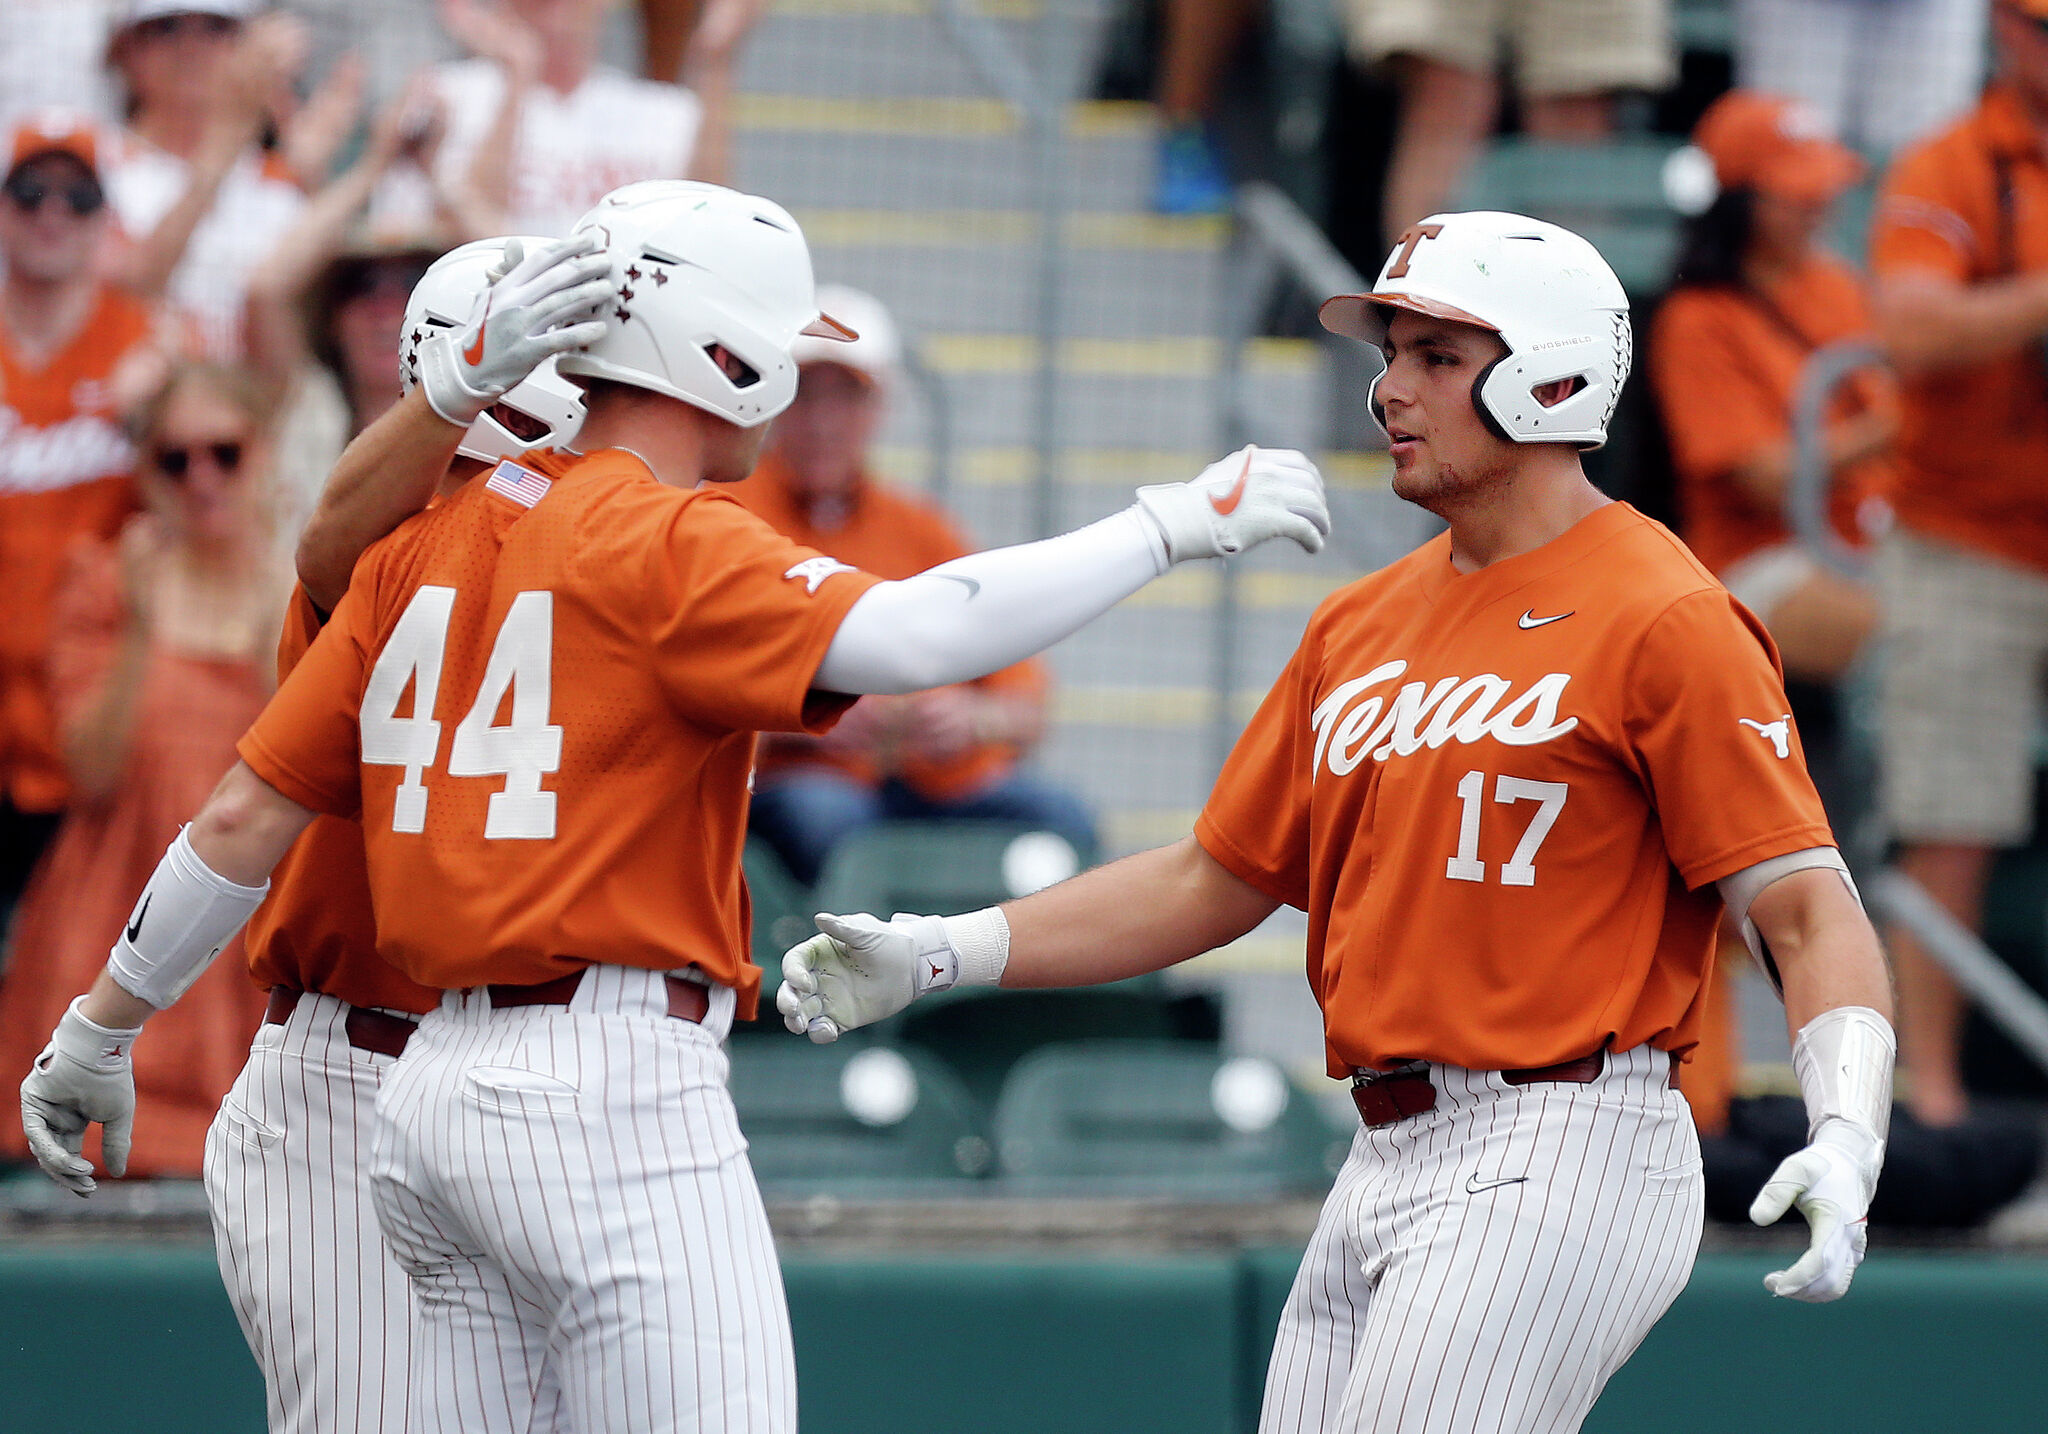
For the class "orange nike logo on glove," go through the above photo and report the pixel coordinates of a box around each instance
[463,296,492,368]
[1210,448,1254,515]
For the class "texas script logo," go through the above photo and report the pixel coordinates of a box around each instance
[1310,661,1578,779]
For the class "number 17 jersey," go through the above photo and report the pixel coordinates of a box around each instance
[236,449,880,1015]
[1196,501,1833,1078]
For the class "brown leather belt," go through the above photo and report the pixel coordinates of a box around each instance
[265,987,417,1060]
[485,968,709,1025]
[1350,1047,1677,1128]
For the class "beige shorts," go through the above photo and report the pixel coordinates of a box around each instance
[1347,0,1676,95]
[1877,529,2048,846]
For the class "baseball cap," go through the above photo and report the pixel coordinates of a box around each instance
[789,284,896,383]
[6,110,101,181]
[114,0,263,27]
[1691,91,1863,204]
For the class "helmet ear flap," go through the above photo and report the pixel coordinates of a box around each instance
[1367,364,1392,441]
[1469,353,1513,443]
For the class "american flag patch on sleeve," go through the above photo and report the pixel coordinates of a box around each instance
[484,460,552,509]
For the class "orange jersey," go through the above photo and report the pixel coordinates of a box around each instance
[236,449,881,1016]
[728,454,1047,800]
[1871,83,2048,572]
[240,585,440,1014]
[1650,259,1896,577]
[1196,502,1833,1078]
[0,287,152,812]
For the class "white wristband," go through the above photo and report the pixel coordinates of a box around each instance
[941,906,1011,988]
[105,826,269,1010]
[1791,1004,1895,1149]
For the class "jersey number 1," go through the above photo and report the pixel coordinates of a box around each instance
[1445,771,1567,886]
[360,585,563,839]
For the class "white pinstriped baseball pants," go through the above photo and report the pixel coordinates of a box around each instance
[204,992,414,1434]
[1259,1046,1704,1434]
[368,965,794,1434]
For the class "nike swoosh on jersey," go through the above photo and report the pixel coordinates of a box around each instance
[125,893,151,944]
[1465,1172,1530,1194]
[937,574,981,599]
[1517,610,1573,630]
[1209,449,1254,516]
[462,296,492,368]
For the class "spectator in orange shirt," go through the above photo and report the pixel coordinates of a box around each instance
[1650,91,1895,691]
[727,286,1096,883]
[1868,0,2048,1127]
[0,112,174,936]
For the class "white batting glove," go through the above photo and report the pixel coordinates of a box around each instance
[20,997,143,1196]
[416,233,613,427]
[1749,1118,1882,1302]
[1133,445,1330,563]
[777,912,958,1044]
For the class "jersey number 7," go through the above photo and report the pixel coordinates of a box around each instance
[360,585,564,840]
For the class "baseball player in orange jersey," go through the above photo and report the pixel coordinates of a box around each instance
[200,232,610,1434]
[782,211,1897,1434]
[18,180,1329,1434]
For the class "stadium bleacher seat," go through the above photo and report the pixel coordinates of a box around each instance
[727,1039,993,1191]
[991,1039,1349,1197]
[813,819,1101,920]
[744,838,816,979]
[1455,137,1685,297]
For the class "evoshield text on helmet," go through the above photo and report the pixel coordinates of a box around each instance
[400,236,588,462]
[558,182,852,429]
[1320,211,1632,450]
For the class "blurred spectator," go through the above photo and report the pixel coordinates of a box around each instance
[0,361,284,1177]
[727,286,1097,885]
[1650,92,1893,690]
[99,1,339,359]
[1349,0,1676,241]
[429,0,764,237]
[0,1,118,127]
[1152,0,1255,214]
[246,79,489,544]
[1735,0,1987,159]
[0,113,176,940]
[1868,0,2048,1127]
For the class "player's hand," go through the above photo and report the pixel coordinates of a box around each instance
[1749,1117,1883,1302]
[776,912,953,1043]
[415,233,614,427]
[20,998,143,1197]
[1133,446,1330,564]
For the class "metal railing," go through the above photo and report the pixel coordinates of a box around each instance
[1784,342,2048,1078]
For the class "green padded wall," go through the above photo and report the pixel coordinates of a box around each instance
[3,1242,2046,1432]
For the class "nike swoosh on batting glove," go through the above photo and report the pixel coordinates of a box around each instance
[417,233,614,427]
[1133,446,1330,564]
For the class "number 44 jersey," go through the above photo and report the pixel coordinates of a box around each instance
[1196,501,1834,1078]
[236,450,880,1017]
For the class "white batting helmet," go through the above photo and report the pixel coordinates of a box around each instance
[559,181,853,428]
[1321,211,1632,449]
[399,237,587,462]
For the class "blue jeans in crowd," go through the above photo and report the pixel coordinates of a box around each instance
[750,768,1098,886]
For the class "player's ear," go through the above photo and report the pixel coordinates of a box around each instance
[1531,376,1587,409]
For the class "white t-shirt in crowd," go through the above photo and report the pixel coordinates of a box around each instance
[432,59,703,237]
[103,137,305,360]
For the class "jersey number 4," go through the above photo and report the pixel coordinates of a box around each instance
[1445,771,1567,886]
[360,585,563,839]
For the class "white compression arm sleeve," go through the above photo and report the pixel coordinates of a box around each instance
[813,508,1168,695]
[106,826,269,1010]
[1716,846,1859,991]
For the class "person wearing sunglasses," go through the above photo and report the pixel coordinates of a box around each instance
[1867,0,2048,1130]
[0,112,180,950]
[0,360,288,1182]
